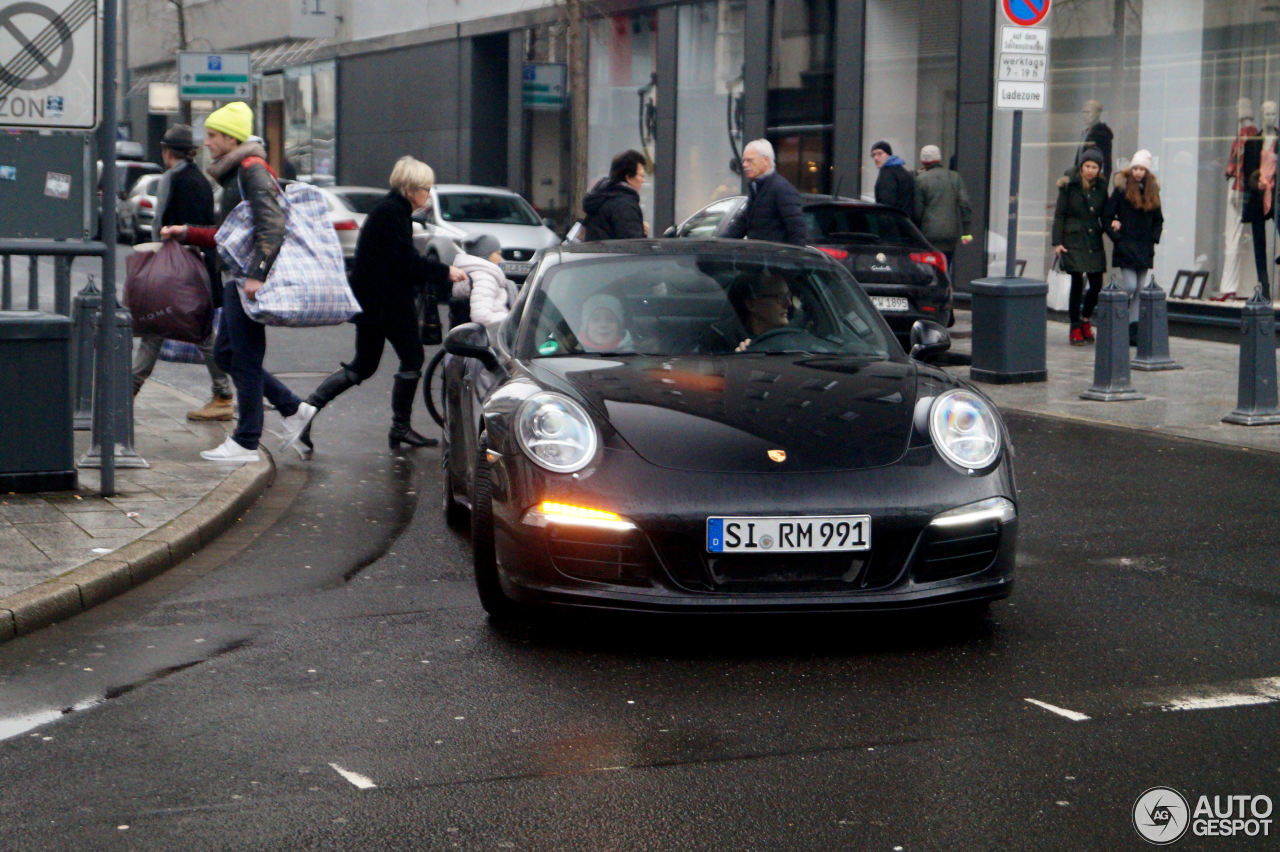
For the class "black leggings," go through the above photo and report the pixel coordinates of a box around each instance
[1068,272,1104,325]
[345,307,425,380]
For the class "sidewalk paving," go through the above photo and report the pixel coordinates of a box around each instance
[0,382,272,642]
[2,312,1276,644]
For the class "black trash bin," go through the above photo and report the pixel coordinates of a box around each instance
[0,311,76,491]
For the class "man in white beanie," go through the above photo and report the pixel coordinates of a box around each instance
[913,145,973,273]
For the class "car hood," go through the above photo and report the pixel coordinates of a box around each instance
[531,356,919,473]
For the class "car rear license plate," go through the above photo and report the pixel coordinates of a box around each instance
[707,516,871,553]
[502,261,533,276]
[871,296,910,312]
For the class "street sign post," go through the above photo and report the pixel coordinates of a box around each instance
[0,0,99,130]
[996,3,1051,279]
[178,51,252,101]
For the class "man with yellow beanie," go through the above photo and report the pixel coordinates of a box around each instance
[161,101,316,463]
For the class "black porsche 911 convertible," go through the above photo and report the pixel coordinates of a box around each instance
[441,239,1016,618]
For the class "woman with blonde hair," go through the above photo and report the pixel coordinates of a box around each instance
[1104,149,1163,345]
[298,155,466,454]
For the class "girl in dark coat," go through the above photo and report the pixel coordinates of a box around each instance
[1104,149,1163,344]
[299,156,465,454]
[1052,148,1108,344]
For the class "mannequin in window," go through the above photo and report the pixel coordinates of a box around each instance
[1074,100,1113,179]
[1219,97,1259,299]
[1242,100,1278,299]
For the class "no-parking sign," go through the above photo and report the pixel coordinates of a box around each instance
[1003,0,1051,27]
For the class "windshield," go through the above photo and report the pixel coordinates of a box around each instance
[334,191,385,214]
[437,192,541,226]
[805,204,923,248]
[517,253,897,360]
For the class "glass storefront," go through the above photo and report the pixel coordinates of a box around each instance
[281,61,337,184]
[989,1,1280,297]
[588,11,658,225]
[768,0,834,194]
[860,0,960,198]
[674,0,745,221]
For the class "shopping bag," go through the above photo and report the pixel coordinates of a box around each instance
[1046,256,1071,312]
[158,308,221,363]
[122,240,213,343]
[216,175,361,327]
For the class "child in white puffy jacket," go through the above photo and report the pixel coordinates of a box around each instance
[450,233,517,325]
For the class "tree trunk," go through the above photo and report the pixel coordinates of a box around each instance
[566,0,588,219]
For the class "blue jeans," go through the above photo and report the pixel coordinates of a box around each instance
[215,281,302,450]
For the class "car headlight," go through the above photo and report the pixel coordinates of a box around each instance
[516,393,598,473]
[928,389,1001,471]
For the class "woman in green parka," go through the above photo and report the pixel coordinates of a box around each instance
[1052,147,1108,345]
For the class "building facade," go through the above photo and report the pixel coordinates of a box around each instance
[125,1,1280,294]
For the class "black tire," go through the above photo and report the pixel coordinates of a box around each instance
[423,347,447,427]
[471,438,517,619]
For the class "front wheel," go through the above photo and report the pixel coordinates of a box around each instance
[423,347,447,427]
[471,438,518,620]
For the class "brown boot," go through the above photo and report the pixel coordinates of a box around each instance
[187,394,234,421]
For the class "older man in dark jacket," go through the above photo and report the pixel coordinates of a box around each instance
[721,139,808,246]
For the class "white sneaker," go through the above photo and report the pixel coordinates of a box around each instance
[200,436,261,463]
[277,402,317,452]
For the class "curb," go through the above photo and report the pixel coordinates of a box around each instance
[0,452,275,645]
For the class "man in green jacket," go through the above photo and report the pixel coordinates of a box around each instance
[912,145,973,274]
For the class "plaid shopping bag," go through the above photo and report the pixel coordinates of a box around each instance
[158,308,222,363]
[217,179,361,327]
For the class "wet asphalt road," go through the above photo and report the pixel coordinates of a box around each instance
[1,305,1279,848]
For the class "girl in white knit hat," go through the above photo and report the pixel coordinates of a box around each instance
[1103,149,1163,346]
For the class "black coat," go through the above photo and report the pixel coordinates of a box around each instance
[721,171,808,245]
[159,160,220,306]
[874,163,915,218]
[1051,169,1108,274]
[350,191,450,324]
[1104,170,1163,270]
[582,179,645,240]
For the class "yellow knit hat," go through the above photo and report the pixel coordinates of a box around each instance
[204,101,253,143]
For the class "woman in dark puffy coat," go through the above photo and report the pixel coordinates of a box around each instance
[1052,148,1108,345]
[1105,149,1163,345]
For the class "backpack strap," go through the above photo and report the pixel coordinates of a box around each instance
[240,155,277,179]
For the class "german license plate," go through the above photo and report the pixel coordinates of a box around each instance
[707,515,871,553]
[871,296,910,312]
[502,261,533,277]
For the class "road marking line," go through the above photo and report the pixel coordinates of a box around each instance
[1158,677,1280,712]
[1025,698,1091,721]
[328,762,377,790]
[1164,694,1273,712]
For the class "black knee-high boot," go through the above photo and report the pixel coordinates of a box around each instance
[389,370,436,449]
[298,366,361,452]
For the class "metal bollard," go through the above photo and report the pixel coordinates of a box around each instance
[1081,278,1145,401]
[78,300,148,469]
[1132,276,1181,371]
[54,256,73,317]
[1222,287,1280,425]
[71,275,100,429]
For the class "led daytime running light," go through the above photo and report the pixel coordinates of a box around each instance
[929,497,1017,528]
[524,501,636,531]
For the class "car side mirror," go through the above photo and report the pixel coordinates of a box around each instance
[444,322,499,371]
[909,320,950,362]
[542,217,555,229]
[662,225,676,238]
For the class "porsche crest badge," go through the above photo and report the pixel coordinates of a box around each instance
[768,449,787,463]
